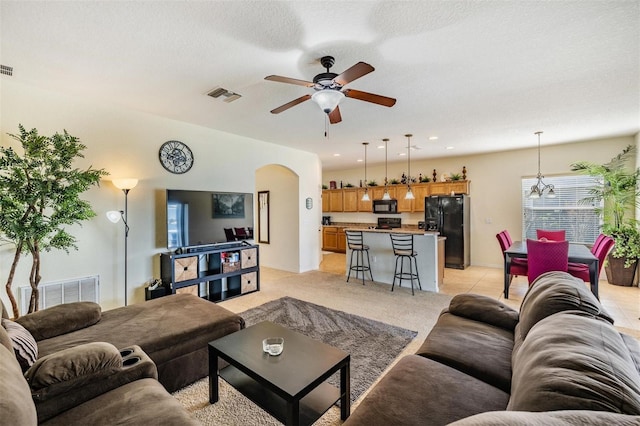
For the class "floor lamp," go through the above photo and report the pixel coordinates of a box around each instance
[107,178,138,306]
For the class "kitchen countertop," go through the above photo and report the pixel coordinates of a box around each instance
[343,227,440,236]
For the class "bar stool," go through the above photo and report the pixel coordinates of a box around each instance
[345,230,374,285]
[390,233,422,295]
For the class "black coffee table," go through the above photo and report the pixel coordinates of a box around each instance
[208,321,350,426]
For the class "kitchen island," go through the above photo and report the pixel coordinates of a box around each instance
[343,228,444,293]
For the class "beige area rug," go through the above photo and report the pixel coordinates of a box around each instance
[173,269,453,425]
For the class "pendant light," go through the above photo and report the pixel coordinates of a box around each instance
[404,133,415,200]
[361,142,370,201]
[528,131,556,199]
[382,138,391,200]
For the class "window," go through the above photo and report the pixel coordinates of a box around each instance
[522,175,603,244]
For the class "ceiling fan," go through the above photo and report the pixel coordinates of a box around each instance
[265,56,396,124]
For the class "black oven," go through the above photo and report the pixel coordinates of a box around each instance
[373,199,398,214]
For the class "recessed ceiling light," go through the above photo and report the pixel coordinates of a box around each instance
[333,153,340,156]
[446,146,454,150]
[398,152,406,156]
[377,145,385,149]
[429,136,439,140]
[357,159,363,162]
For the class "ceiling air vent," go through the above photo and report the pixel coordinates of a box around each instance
[207,86,242,103]
[1,65,13,76]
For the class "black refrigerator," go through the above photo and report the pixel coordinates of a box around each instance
[425,195,470,269]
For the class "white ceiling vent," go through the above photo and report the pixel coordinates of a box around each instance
[1,65,13,76]
[207,87,242,103]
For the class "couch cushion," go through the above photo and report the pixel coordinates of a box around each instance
[509,311,640,414]
[40,378,198,426]
[448,293,519,331]
[0,316,14,353]
[25,342,122,398]
[16,302,101,341]
[515,271,613,345]
[2,318,38,371]
[416,312,514,393]
[343,355,510,426]
[449,410,640,425]
[0,344,38,426]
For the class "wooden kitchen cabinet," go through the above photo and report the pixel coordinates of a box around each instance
[357,188,372,212]
[371,186,396,200]
[328,190,344,212]
[322,190,330,212]
[395,186,414,212]
[411,184,430,212]
[342,188,359,212]
[322,226,346,253]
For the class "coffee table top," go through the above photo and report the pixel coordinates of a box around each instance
[209,321,349,397]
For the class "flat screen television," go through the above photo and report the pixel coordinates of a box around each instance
[166,189,254,250]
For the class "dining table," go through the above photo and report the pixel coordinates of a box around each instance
[504,241,599,299]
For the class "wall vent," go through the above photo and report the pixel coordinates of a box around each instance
[0,65,13,76]
[19,275,99,314]
[207,86,242,103]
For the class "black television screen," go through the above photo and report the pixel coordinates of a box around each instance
[166,189,254,250]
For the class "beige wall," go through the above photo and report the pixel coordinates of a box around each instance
[323,136,636,268]
[0,80,322,312]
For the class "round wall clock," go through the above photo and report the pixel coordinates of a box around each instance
[159,140,194,174]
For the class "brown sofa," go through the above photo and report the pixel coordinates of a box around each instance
[1,293,244,424]
[345,272,640,425]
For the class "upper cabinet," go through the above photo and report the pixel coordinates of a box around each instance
[322,181,469,213]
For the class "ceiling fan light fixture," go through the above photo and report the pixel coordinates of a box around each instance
[311,90,345,113]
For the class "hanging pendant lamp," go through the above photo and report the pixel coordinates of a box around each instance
[361,142,370,201]
[382,138,391,200]
[528,131,556,199]
[404,133,415,200]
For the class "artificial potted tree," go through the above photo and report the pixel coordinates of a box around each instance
[571,145,640,286]
[0,125,107,317]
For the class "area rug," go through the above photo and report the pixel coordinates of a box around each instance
[174,296,418,425]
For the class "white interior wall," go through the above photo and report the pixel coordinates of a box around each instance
[323,136,636,268]
[0,80,321,313]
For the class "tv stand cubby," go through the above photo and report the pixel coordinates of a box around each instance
[160,243,259,303]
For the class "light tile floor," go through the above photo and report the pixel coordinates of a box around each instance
[320,253,640,339]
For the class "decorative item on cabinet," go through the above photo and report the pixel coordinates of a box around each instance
[330,180,337,189]
[433,169,437,181]
[462,166,467,180]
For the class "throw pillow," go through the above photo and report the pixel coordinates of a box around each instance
[1,318,38,372]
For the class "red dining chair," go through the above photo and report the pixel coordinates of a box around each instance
[234,227,248,240]
[536,229,566,241]
[496,230,528,285]
[526,238,569,284]
[568,235,615,283]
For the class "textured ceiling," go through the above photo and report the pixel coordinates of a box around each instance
[1,1,638,170]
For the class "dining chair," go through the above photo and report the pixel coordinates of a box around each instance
[496,230,527,286]
[224,228,237,242]
[568,235,615,283]
[526,238,569,284]
[234,227,248,240]
[536,229,566,241]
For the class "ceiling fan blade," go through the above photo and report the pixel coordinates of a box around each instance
[344,89,397,107]
[328,106,342,124]
[265,75,315,87]
[270,94,311,114]
[333,62,374,86]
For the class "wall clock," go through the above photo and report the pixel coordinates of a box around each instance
[159,140,194,174]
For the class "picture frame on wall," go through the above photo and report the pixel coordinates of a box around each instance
[212,193,245,218]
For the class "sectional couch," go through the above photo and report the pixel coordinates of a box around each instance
[1,293,244,424]
[345,272,640,425]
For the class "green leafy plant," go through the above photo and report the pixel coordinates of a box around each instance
[420,176,430,183]
[367,180,377,186]
[322,184,328,189]
[344,183,354,188]
[571,145,640,267]
[0,125,108,317]
[389,178,400,184]
[449,173,462,181]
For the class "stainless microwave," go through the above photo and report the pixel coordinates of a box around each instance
[373,199,398,214]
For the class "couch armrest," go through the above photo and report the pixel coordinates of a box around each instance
[448,294,519,331]
[27,343,157,423]
[15,302,101,340]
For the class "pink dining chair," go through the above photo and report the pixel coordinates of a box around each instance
[536,229,566,241]
[568,235,615,283]
[526,238,569,284]
[496,230,527,285]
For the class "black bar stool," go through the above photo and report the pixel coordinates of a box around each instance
[345,230,374,285]
[390,233,422,295]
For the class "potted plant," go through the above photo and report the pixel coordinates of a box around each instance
[449,173,462,181]
[571,145,640,286]
[389,178,400,185]
[0,125,107,316]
